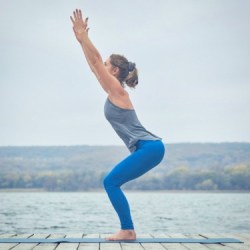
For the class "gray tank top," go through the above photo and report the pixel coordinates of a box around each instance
[104,97,162,153]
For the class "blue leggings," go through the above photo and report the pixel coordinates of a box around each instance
[103,139,165,230]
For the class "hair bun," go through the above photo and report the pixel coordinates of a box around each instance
[128,62,136,72]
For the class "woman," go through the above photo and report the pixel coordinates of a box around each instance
[70,9,165,241]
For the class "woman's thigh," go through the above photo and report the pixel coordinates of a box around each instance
[104,140,165,187]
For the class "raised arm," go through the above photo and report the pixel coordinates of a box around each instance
[70,9,124,95]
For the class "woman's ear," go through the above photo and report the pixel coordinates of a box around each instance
[112,66,119,76]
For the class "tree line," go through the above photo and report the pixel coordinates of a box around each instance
[0,164,249,191]
[0,143,249,191]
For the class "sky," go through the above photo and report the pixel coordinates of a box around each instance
[0,0,250,147]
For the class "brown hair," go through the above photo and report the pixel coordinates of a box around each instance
[110,54,138,89]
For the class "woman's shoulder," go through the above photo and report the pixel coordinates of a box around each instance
[108,90,134,110]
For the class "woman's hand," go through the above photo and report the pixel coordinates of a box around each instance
[70,9,89,43]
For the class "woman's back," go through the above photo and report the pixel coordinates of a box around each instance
[104,96,162,153]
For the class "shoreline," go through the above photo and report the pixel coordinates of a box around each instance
[0,188,249,193]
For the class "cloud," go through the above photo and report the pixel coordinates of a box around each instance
[0,0,250,146]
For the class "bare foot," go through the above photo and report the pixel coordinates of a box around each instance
[105,229,136,241]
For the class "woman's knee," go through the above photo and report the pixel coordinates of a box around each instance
[103,173,116,189]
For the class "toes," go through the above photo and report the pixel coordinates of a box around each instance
[105,237,114,241]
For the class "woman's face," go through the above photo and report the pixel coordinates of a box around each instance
[104,58,119,77]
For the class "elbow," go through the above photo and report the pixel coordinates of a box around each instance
[90,56,103,72]
[91,55,102,66]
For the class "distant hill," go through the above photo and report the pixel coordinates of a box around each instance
[0,143,249,191]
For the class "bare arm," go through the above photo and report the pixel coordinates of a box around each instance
[70,9,124,95]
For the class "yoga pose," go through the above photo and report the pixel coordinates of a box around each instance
[70,9,165,241]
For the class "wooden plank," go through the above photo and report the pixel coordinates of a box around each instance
[100,232,145,250]
[198,233,243,250]
[119,242,144,250]
[0,232,249,250]
[119,233,149,250]
[32,242,57,250]
[167,233,211,250]
[53,233,81,250]
[184,233,230,250]
[239,233,250,241]
[140,233,167,250]
[78,233,99,250]
[237,233,250,250]
[208,233,249,250]
[0,234,17,237]
[231,233,250,242]
[0,234,20,250]
[0,234,33,250]
[46,233,66,238]
[32,233,65,250]
[10,233,46,250]
[151,232,188,250]
[99,233,121,250]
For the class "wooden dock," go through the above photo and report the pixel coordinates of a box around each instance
[0,232,249,250]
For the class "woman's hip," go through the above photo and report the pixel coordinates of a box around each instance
[135,139,165,164]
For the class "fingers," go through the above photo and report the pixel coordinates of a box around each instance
[71,9,80,23]
[70,9,81,24]
[79,9,83,20]
[73,10,77,20]
[71,9,83,20]
[70,16,75,24]
[70,9,89,27]
[75,9,83,20]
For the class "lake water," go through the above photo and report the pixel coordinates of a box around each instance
[0,191,250,234]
